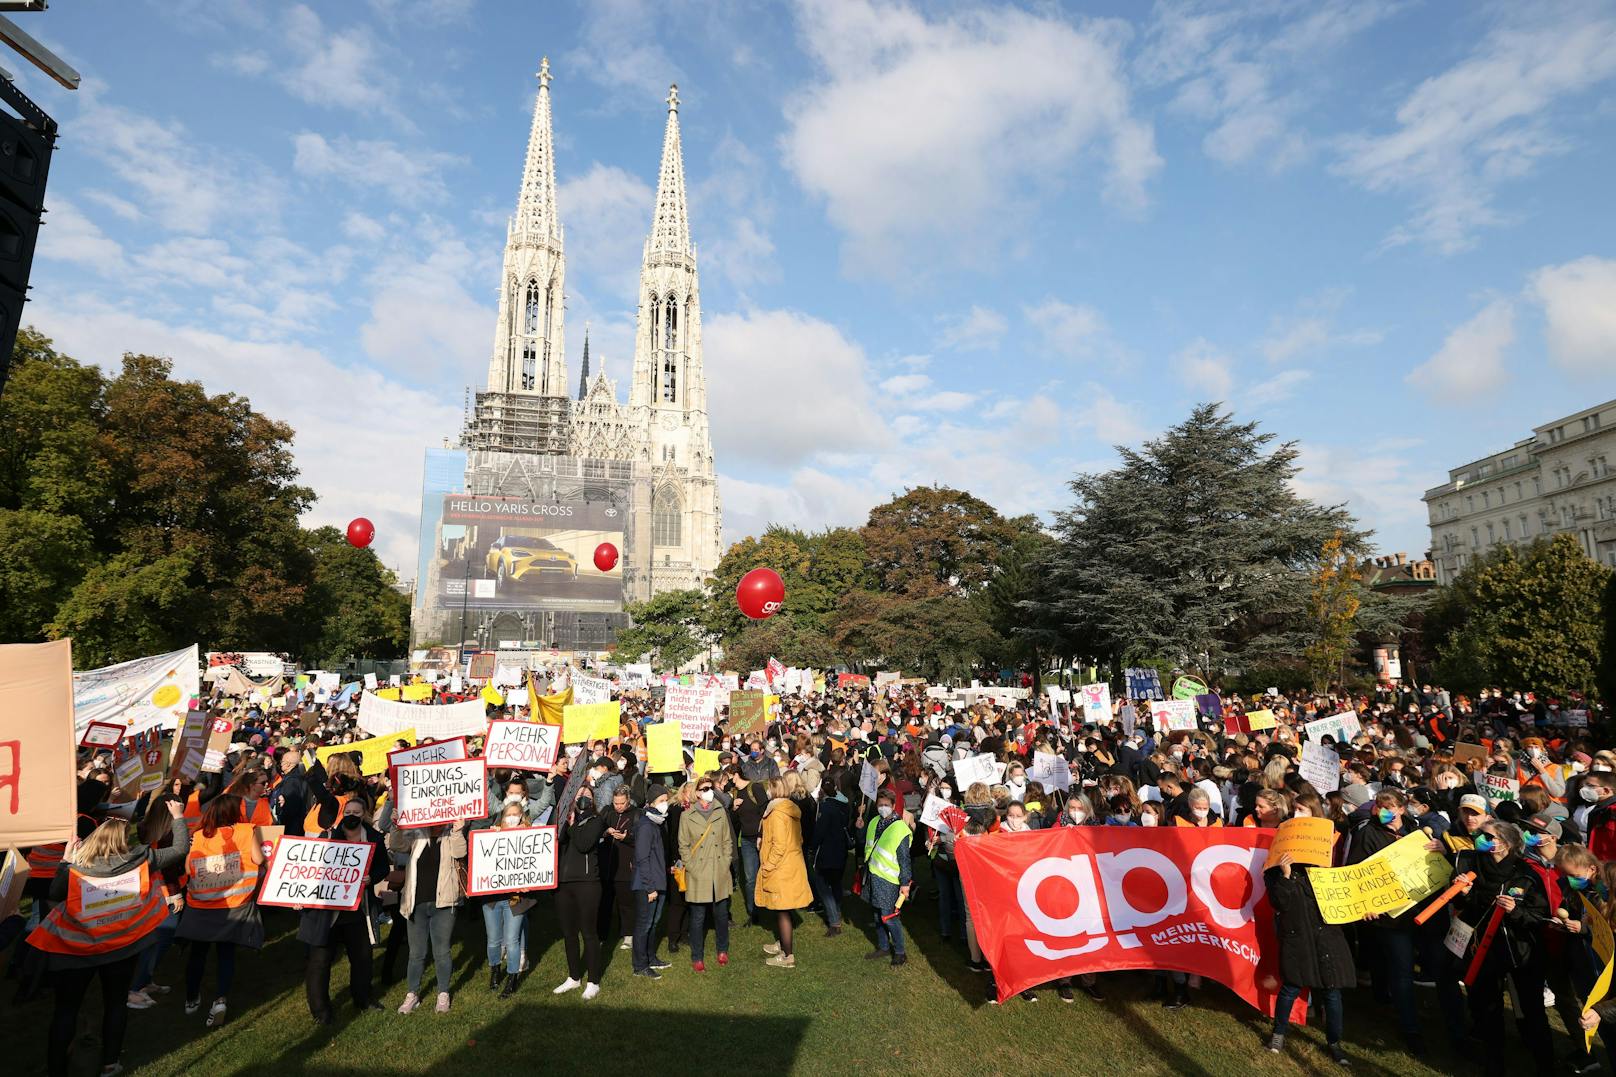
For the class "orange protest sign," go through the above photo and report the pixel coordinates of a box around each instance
[1264,815,1335,869]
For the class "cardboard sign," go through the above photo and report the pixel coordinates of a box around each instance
[201,717,234,773]
[483,720,562,772]
[393,759,487,829]
[0,641,77,847]
[1264,816,1335,868]
[561,702,620,743]
[645,721,683,774]
[1298,742,1341,792]
[168,708,209,782]
[728,691,768,736]
[952,753,999,788]
[1585,903,1615,1050]
[1125,667,1164,701]
[1481,773,1519,805]
[80,721,125,749]
[257,836,375,910]
[317,729,416,777]
[1149,699,1197,732]
[1311,857,1408,924]
[467,825,558,895]
[1452,742,1488,768]
[1029,751,1071,792]
[387,737,468,770]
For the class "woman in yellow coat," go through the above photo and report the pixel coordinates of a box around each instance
[756,777,811,969]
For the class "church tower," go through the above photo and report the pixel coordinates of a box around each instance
[485,57,567,399]
[627,84,722,593]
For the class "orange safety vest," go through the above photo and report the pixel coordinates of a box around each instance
[183,791,203,835]
[26,815,100,879]
[305,793,352,836]
[239,798,272,827]
[185,827,261,909]
[28,861,168,956]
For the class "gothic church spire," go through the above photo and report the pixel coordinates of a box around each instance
[646,84,690,257]
[577,323,590,399]
[516,57,561,244]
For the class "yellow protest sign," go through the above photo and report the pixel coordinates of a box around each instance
[1586,903,1615,1050]
[562,701,620,743]
[1244,708,1278,731]
[693,748,722,776]
[1377,831,1455,918]
[537,686,573,725]
[376,687,402,701]
[481,684,504,706]
[1264,816,1335,869]
[402,683,434,702]
[646,721,683,773]
[317,729,416,776]
[1311,858,1407,923]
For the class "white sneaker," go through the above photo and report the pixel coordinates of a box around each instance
[397,992,420,1014]
[205,998,227,1027]
[144,982,172,995]
[553,977,581,995]
[1544,987,1557,1007]
[762,942,782,956]
[126,991,155,1010]
[519,953,529,974]
[435,992,451,1014]
[581,982,600,1001]
[619,936,632,951]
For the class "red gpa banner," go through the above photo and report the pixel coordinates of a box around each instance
[957,825,1303,1021]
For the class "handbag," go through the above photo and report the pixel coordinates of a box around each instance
[675,817,719,893]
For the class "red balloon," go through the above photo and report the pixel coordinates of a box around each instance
[593,542,619,572]
[736,567,785,620]
[345,518,375,548]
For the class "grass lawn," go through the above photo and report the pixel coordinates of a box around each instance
[5,860,1565,1076]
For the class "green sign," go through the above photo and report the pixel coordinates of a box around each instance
[1171,675,1208,701]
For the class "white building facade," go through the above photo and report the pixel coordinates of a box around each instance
[1423,398,1616,583]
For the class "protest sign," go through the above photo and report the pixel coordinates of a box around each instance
[257,837,375,911]
[484,721,562,772]
[859,761,881,802]
[1125,667,1164,701]
[1376,832,1454,917]
[1304,711,1362,746]
[0,641,76,847]
[0,849,26,923]
[1585,903,1615,1050]
[1244,708,1278,731]
[665,684,721,741]
[561,702,620,743]
[837,673,871,689]
[1194,693,1223,718]
[1311,858,1408,924]
[1149,699,1197,733]
[168,708,208,782]
[357,691,488,739]
[114,752,145,796]
[317,730,416,777]
[135,743,170,795]
[1299,742,1341,792]
[480,685,504,707]
[387,737,468,770]
[571,673,614,706]
[72,644,198,738]
[1170,675,1208,701]
[646,721,684,774]
[728,691,768,736]
[1077,682,1112,724]
[467,825,558,895]
[1452,742,1488,769]
[957,824,1299,1019]
[401,683,434,702]
[201,716,234,773]
[1567,708,1590,729]
[919,794,951,831]
[1264,816,1335,868]
[1481,773,1519,805]
[952,753,999,788]
[80,722,125,749]
[393,759,487,829]
[364,672,378,690]
[693,748,723,776]
[1030,751,1072,792]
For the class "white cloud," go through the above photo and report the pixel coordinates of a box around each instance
[38,198,126,271]
[1174,338,1233,399]
[279,5,405,121]
[1244,369,1313,408]
[133,237,252,291]
[1407,299,1514,400]
[1259,291,1384,363]
[938,305,1007,351]
[704,309,893,467]
[1528,255,1616,378]
[783,0,1159,274]
[566,0,685,104]
[1026,299,1106,359]
[341,212,388,242]
[1291,441,1432,555]
[557,163,655,300]
[81,190,143,222]
[879,373,930,395]
[693,136,779,291]
[292,132,461,204]
[359,238,494,385]
[1335,10,1616,252]
[212,50,272,77]
[1071,382,1149,445]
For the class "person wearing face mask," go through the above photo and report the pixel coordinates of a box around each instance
[728,767,769,928]
[385,816,468,1016]
[588,756,622,809]
[1172,788,1222,828]
[1263,850,1354,1066]
[926,779,965,943]
[861,788,912,967]
[812,775,852,936]
[629,785,673,979]
[1138,802,1165,828]
[757,777,811,969]
[1056,792,1095,828]
[740,739,779,783]
[1346,789,1426,1056]
[679,777,734,971]
[1004,765,1028,806]
[301,797,390,1024]
[477,801,534,999]
[1575,773,1616,860]
[598,786,638,953]
[552,786,606,1000]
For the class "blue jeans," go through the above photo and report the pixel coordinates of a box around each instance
[688,900,729,963]
[1368,927,1420,1039]
[406,902,456,995]
[936,865,964,939]
[132,909,179,991]
[184,940,235,1001]
[1274,983,1343,1043]
[481,900,526,974]
[812,865,843,927]
[874,909,905,956]
[737,839,760,922]
[632,890,665,972]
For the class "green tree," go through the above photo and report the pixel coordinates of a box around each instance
[615,588,711,669]
[1035,404,1366,672]
[293,526,411,666]
[1600,572,1616,706]
[862,485,1017,596]
[0,509,96,641]
[1303,532,1362,690]
[974,514,1057,677]
[1429,533,1610,696]
[47,550,199,667]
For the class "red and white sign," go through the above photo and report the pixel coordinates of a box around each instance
[482,721,561,772]
[79,721,126,749]
[393,759,487,829]
[258,836,375,911]
[956,824,1302,1021]
[466,825,558,895]
[386,737,468,771]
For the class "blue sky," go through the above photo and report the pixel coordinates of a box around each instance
[15,0,1616,578]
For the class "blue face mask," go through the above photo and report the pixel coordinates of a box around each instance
[1474,834,1497,853]
[1569,875,1592,891]
[1377,808,1396,825]
[1524,831,1545,847]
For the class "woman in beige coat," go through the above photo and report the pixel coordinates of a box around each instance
[756,778,811,969]
[385,819,468,1014]
[678,774,734,970]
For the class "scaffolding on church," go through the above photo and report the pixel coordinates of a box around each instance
[461,391,574,455]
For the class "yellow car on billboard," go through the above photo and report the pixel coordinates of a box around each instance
[486,535,578,588]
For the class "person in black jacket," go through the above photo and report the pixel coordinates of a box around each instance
[553,786,608,999]
[598,787,637,950]
[271,748,312,836]
[812,778,852,935]
[300,798,390,1024]
[1346,788,1427,1056]
[1264,852,1353,1066]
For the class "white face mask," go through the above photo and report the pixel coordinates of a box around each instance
[877,805,893,820]
[1583,785,1605,803]
[1140,814,1159,828]
[1192,807,1209,820]
[502,814,523,828]
[699,790,714,804]
[938,787,952,799]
